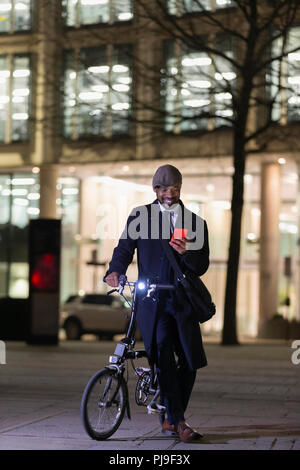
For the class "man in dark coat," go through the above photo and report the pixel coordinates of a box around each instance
[105,164,210,443]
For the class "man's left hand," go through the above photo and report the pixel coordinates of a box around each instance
[169,237,186,255]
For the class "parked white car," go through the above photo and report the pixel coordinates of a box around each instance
[60,293,134,340]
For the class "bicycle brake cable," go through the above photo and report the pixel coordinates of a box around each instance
[121,292,132,309]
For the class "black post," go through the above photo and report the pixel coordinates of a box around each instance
[27,219,61,345]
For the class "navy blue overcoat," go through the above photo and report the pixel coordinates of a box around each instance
[105,199,210,370]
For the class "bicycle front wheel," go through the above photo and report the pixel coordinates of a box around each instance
[81,368,127,440]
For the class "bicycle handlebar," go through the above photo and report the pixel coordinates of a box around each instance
[106,276,174,296]
[106,276,175,346]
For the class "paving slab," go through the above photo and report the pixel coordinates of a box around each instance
[0,338,299,452]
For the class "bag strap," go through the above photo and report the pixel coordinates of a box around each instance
[159,238,186,283]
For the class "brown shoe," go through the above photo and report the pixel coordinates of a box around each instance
[161,419,178,436]
[176,421,204,443]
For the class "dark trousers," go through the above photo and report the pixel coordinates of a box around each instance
[154,296,197,427]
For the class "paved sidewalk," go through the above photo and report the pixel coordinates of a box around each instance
[0,337,299,451]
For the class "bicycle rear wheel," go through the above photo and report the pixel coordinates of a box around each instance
[81,368,127,440]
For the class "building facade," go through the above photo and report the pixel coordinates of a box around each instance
[0,0,300,338]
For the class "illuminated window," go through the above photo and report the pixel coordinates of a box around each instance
[0,54,31,142]
[0,173,80,300]
[168,0,233,15]
[63,45,131,138]
[0,173,39,298]
[269,27,300,123]
[162,37,235,133]
[62,0,133,27]
[0,0,32,33]
[286,28,300,121]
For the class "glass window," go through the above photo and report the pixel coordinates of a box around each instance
[111,44,131,134]
[181,47,212,131]
[214,35,236,126]
[286,27,300,122]
[80,0,109,25]
[113,0,133,22]
[0,173,80,301]
[162,37,235,132]
[268,34,282,123]
[0,173,39,298]
[62,0,77,26]
[62,51,76,139]
[0,55,10,142]
[270,26,300,123]
[11,55,31,141]
[0,0,32,33]
[62,0,133,27]
[78,47,108,138]
[168,0,233,15]
[0,174,10,297]
[10,174,39,229]
[215,0,233,8]
[63,45,131,139]
[0,54,31,142]
[57,176,80,304]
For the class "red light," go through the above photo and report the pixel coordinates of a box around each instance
[31,271,43,288]
[43,253,54,265]
[31,253,59,291]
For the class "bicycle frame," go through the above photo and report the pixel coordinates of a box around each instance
[107,278,175,412]
[81,277,175,440]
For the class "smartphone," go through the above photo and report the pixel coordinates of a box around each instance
[172,228,188,240]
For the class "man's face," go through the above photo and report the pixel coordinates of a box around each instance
[154,184,181,208]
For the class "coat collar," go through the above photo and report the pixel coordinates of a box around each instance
[150,199,187,229]
[151,198,184,208]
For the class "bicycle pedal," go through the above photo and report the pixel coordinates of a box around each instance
[147,403,166,415]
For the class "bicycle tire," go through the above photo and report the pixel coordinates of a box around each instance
[81,368,127,440]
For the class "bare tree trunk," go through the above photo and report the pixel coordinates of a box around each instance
[222,136,246,345]
[222,67,252,345]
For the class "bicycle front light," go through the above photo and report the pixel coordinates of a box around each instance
[109,355,121,364]
[137,281,146,290]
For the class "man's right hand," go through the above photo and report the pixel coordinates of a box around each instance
[105,272,120,287]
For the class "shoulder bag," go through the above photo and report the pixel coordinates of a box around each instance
[160,239,216,323]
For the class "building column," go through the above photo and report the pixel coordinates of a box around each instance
[32,2,61,219]
[39,165,59,219]
[258,162,281,328]
[78,178,99,293]
[134,2,159,160]
[32,0,61,166]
